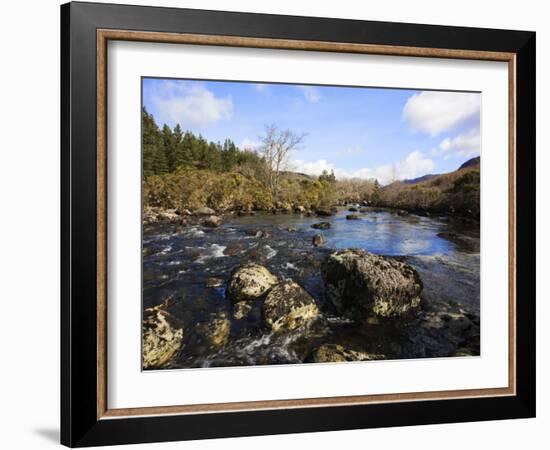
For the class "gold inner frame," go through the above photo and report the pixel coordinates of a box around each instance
[96,29,517,420]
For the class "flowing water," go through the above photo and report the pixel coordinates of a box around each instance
[143,207,480,369]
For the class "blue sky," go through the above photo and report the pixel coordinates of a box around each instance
[143,78,480,184]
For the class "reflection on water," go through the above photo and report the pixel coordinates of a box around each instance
[229,209,461,256]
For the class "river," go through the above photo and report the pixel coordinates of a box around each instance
[143,207,480,369]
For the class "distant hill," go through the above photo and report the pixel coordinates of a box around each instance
[379,157,480,218]
[401,157,479,185]
[402,174,437,185]
[458,156,480,170]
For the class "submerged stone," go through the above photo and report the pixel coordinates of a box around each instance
[307,344,385,363]
[312,234,325,247]
[311,222,331,230]
[233,301,253,320]
[195,312,231,348]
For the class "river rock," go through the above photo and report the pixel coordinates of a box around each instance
[276,201,293,212]
[263,280,320,332]
[202,215,223,228]
[142,247,155,257]
[359,207,369,213]
[233,301,253,320]
[246,229,270,238]
[142,303,183,369]
[205,277,224,288]
[176,208,192,216]
[195,312,231,347]
[223,242,247,256]
[316,208,333,217]
[306,344,385,363]
[348,207,358,212]
[226,263,279,303]
[294,205,307,214]
[195,206,216,215]
[321,249,423,319]
[143,206,158,224]
[312,234,325,247]
[144,207,181,224]
[346,214,360,220]
[311,222,331,230]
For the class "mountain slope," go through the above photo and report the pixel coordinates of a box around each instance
[379,157,480,218]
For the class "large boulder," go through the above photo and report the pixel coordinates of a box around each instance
[142,303,183,369]
[226,264,279,303]
[321,249,422,319]
[306,344,385,363]
[263,280,320,332]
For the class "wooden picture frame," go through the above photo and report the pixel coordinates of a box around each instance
[61,1,536,447]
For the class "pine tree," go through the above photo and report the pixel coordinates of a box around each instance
[142,107,168,177]
[371,179,381,205]
[171,124,184,170]
[143,111,262,175]
[222,139,239,170]
[161,124,175,172]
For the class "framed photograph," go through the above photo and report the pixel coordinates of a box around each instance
[61,1,536,447]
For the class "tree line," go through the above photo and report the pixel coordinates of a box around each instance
[142,107,386,213]
[143,107,262,177]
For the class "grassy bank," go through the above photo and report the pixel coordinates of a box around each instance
[143,160,480,219]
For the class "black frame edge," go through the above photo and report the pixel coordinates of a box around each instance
[60,2,536,447]
[60,2,72,447]
[514,32,536,417]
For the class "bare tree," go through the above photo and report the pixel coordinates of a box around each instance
[259,125,307,201]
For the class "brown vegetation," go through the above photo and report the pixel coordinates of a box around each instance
[378,157,480,218]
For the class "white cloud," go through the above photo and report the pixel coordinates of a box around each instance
[433,128,480,159]
[395,150,436,180]
[298,86,321,103]
[290,159,334,176]
[240,138,260,150]
[252,83,269,93]
[150,80,233,127]
[291,150,434,184]
[402,91,480,136]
